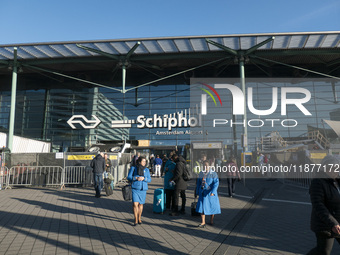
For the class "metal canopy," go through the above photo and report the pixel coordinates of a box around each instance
[0,32,339,61]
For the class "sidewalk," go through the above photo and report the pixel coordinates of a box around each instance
[0,177,339,255]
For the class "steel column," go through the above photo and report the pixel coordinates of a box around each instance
[122,64,126,93]
[239,57,248,151]
[8,47,18,151]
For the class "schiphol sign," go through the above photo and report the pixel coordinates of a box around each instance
[67,110,200,131]
[67,83,312,130]
[136,110,201,131]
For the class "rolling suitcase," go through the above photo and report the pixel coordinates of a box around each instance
[153,188,166,214]
[104,182,113,196]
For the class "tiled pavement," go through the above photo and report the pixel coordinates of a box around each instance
[0,178,340,255]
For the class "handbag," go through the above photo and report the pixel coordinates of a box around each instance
[122,185,132,201]
[191,198,200,216]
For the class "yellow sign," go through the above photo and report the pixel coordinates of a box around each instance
[310,153,327,159]
[67,155,95,160]
[110,155,118,160]
[138,140,150,147]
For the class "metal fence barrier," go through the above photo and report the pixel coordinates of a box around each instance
[63,166,87,185]
[6,166,64,188]
[0,167,9,190]
[2,164,131,190]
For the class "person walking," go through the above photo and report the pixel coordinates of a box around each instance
[169,154,187,216]
[154,155,162,177]
[149,154,155,175]
[164,157,176,211]
[307,155,340,255]
[127,156,151,226]
[195,160,221,228]
[225,157,241,197]
[161,154,168,177]
[104,153,112,173]
[90,152,105,198]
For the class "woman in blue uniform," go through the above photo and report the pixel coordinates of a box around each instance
[127,156,151,226]
[195,160,221,228]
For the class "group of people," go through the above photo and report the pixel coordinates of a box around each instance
[90,152,112,198]
[149,154,168,177]
[91,151,340,253]
[126,152,243,228]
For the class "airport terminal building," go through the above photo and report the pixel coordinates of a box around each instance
[0,31,340,157]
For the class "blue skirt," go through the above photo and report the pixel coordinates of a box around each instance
[132,189,147,204]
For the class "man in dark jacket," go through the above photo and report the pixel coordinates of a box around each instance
[307,155,340,255]
[169,154,187,216]
[91,152,105,198]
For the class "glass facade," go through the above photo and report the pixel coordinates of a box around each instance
[190,78,340,151]
[0,78,339,152]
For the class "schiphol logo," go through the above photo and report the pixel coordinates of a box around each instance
[199,83,312,128]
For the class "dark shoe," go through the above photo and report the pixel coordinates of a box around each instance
[133,223,138,226]
[209,222,214,226]
[198,224,206,228]
[179,210,185,215]
[138,221,142,225]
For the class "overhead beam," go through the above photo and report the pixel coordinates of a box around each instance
[0,60,9,65]
[126,42,141,59]
[205,39,238,56]
[327,57,340,67]
[125,57,229,92]
[76,44,120,60]
[252,55,340,80]
[22,63,122,92]
[245,37,275,55]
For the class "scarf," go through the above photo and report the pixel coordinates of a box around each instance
[137,164,146,176]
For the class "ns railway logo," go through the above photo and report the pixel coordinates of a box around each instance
[67,83,312,130]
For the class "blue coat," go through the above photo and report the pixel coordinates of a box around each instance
[195,170,221,215]
[164,160,176,190]
[127,166,151,191]
[154,157,162,166]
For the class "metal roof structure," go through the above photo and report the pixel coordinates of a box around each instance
[0,31,339,61]
[0,31,340,92]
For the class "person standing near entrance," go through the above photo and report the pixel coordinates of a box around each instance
[149,154,155,175]
[127,156,151,226]
[195,160,221,228]
[225,157,241,197]
[154,155,162,177]
[91,152,105,198]
[169,154,187,216]
[161,154,168,177]
[104,153,112,173]
[164,157,176,211]
[307,155,340,255]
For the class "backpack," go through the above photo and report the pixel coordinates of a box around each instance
[182,164,192,181]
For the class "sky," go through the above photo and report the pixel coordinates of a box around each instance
[1,0,340,45]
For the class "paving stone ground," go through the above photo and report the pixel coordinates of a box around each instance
[0,177,340,254]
